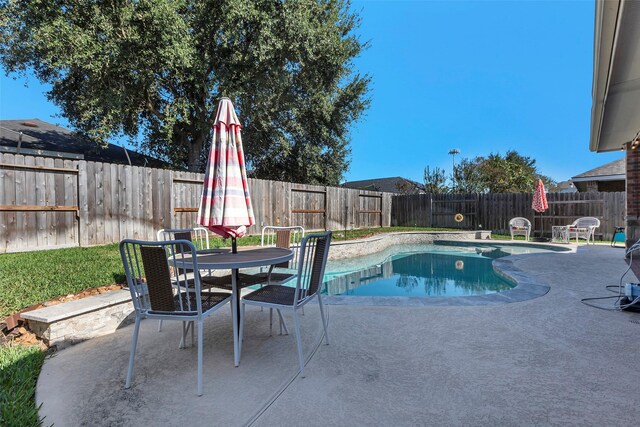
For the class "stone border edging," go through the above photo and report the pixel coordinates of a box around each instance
[328,230,491,260]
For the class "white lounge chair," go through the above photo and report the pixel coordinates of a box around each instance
[509,217,531,241]
[568,217,600,244]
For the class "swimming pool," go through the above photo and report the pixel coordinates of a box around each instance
[322,241,567,298]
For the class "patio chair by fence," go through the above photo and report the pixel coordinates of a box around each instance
[509,217,531,241]
[157,227,211,250]
[568,217,601,244]
[249,226,305,285]
[239,231,332,377]
[120,239,232,396]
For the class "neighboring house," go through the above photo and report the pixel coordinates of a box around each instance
[0,119,167,167]
[570,158,625,192]
[556,180,578,193]
[342,177,424,194]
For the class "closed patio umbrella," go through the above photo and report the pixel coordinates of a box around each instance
[197,97,255,253]
[531,178,548,240]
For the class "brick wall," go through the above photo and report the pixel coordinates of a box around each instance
[585,181,599,192]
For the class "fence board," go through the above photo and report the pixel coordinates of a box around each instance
[35,156,48,247]
[14,155,27,249]
[3,154,17,250]
[25,156,38,249]
[64,159,78,245]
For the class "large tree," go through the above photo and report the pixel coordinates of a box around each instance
[0,0,370,184]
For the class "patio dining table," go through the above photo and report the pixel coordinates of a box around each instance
[172,247,294,367]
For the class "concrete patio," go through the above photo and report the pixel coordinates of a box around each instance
[37,245,640,426]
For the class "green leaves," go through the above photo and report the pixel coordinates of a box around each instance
[424,166,449,194]
[1,0,369,184]
[427,150,556,194]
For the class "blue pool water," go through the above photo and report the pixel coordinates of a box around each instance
[321,242,566,297]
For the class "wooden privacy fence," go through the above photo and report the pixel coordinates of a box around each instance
[392,192,626,241]
[0,153,392,253]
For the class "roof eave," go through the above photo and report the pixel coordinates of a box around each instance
[590,0,623,153]
[571,173,625,182]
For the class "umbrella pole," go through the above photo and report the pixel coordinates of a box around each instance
[231,236,241,331]
[535,211,549,242]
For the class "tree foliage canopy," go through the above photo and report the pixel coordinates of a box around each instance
[425,150,556,194]
[423,166,448,194]
[0,0,370,184]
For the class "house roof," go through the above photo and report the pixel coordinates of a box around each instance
[556,180,578,193]
[342,177,422,194]
[590,0,640,152]
[0,119,168,167]
[571,158,625,182]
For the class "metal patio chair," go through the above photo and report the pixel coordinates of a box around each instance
[239,231,332,377]
[120,239,232,396]
[157,227,212,251]
[245,226,305,334]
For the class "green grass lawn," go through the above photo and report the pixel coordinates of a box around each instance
[0,344,46,426]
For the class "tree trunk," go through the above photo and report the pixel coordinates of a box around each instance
[187,133,206,172]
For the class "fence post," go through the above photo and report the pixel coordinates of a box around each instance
[169,170,175,229]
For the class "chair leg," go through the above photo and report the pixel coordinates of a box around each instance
[191,321,195,347]
[125,316,141,389]
[197,320,204,396]
[269,307,273,336]
[239,303,245,357]
[292,310,305,378]
[317,295,329,345]
[277,309,289,335]
[180,321,187,349]
[158,319,163,332]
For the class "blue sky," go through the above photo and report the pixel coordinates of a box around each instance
[0,0,623,184]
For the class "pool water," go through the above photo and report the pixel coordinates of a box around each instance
[321,242,566,297]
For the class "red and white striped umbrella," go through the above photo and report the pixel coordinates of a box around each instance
[197,98,255,240]
[532,179,548,213]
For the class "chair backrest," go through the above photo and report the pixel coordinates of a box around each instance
[261,226,305,268]
[509,217,531,228]
[120,239,204,316]
[157,228,210,251]
[570,217,601,229]
[293,231,332,305]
